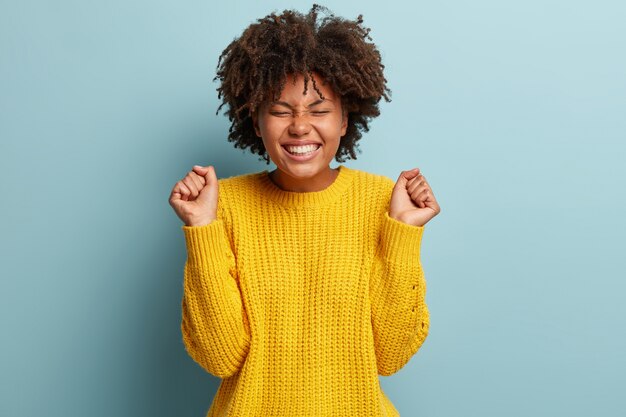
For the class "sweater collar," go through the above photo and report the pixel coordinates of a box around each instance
[256,165,354,208]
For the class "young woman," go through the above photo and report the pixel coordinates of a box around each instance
[169,4,441,416]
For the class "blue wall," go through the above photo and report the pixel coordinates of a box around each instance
[1,1,625,416]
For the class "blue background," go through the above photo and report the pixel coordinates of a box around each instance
[1,1,625,416]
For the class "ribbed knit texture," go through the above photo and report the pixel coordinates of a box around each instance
[180,165,430,417]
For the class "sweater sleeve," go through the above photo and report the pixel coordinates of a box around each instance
[369,211,430,376]
[180,217,251,378]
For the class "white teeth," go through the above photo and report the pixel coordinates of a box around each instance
[284,144,320,155]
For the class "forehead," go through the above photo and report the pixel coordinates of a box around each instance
[274,72,339,103]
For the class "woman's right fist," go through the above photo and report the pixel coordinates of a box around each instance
[169,165,219,227]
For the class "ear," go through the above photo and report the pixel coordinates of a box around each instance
[340,108,348,137]
[251,111,262,138]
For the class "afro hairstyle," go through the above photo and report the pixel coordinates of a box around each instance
[214,3,391,163]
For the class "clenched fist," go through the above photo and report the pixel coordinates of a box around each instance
[169,165,219,227]
[389,168,441,227]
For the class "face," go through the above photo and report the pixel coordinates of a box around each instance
[252,72,348,191]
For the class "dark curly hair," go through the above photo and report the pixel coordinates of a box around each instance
[214,3,391,164]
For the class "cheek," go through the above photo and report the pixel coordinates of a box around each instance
[259,124,288,150]
[320,117,345,138]
[257,119,277,138]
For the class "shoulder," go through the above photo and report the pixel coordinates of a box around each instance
[217,171,261,193]
[345,166,395,196]
[215,170,265,214]
[343,166,396,212]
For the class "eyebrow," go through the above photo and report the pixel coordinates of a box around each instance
[270,99,333,108]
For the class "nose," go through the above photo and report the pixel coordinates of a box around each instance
[288,112,312,136]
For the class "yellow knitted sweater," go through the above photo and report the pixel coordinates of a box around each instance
[180,164,430,417]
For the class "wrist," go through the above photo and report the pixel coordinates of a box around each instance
[387,211,425,228]
[185,216,217,227]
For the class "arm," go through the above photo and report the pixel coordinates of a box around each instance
[180,217,251,378]
[369,211,430,376]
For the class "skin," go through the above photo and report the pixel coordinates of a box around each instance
[169,73,441,227]
[251,72,348,193]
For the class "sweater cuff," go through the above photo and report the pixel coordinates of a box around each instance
[380,212,425,267]
[181,219,233,267]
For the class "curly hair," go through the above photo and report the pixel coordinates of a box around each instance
[214,4,391,164]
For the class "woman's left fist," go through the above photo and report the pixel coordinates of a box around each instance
[389,168,441,227]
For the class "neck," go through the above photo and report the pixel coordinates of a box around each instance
[269,166,339,192]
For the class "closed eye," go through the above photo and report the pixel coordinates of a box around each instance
[270,111,291,117]
[269,110,332,117]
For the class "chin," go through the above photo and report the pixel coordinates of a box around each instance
[280,164,324,178]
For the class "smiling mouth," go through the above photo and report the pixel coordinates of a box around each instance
[282,144,321,156]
